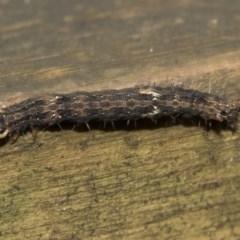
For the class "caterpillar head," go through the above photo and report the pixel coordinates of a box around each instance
[0,114,9,139]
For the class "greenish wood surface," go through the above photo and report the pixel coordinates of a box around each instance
[0,0,240,239]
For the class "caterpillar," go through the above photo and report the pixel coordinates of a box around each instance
[0,85,239,139]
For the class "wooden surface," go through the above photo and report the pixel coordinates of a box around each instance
[0,0,240,239]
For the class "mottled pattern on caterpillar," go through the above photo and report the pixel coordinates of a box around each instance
[0,85,239,139]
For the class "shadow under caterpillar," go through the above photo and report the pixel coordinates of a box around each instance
[0,85,239,140]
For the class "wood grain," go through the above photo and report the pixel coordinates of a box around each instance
[0,0,240,239]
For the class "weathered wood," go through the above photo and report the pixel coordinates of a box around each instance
[0,0,240,239]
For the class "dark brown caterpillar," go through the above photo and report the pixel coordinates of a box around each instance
[0,85,239,139]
